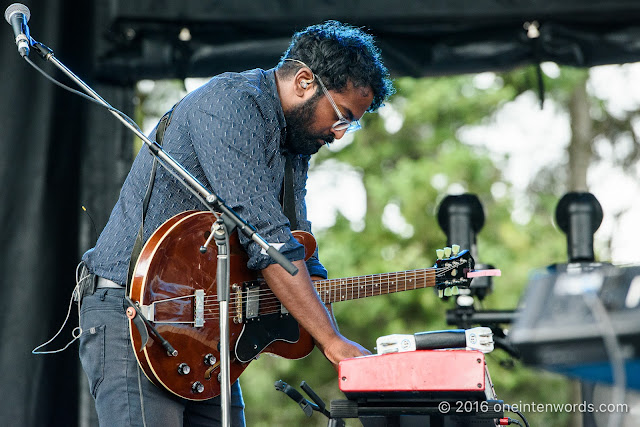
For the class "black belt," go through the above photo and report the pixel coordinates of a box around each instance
[76,263,124,305]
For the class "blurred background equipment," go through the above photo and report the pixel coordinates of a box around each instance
[511,191,639,426]
[437,194,520,359]
[511,192,640,389]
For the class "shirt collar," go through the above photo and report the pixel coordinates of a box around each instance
[264,68,286,131]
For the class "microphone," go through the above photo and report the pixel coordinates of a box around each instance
[4,3,31,57]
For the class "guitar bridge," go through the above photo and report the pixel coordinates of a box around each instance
[232,284,243,324]
[194,289,205,327]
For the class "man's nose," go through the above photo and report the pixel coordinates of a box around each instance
[331,128,347,140]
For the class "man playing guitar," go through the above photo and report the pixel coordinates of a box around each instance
[76,20,394,426]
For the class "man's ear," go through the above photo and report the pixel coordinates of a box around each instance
[294,68,315,97]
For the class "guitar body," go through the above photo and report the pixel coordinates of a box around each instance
[129,211,316,401]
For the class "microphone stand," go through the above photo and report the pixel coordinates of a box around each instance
[28,38,298,427]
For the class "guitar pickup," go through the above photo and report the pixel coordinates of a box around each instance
[245,282,261,320]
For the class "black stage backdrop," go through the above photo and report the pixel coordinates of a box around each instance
[3,1,640,425]
[0,1,132,425]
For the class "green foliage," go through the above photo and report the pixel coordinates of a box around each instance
[136,65,608,426]
[241,67,585,426]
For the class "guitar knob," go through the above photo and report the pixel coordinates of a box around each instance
[177,363,191,375]
[192,381,205,394]
[204,353,217,366]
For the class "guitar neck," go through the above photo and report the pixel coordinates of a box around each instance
[314,268,436,304]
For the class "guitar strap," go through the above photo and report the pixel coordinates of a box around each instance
[126,102,180,293]
[281,153,298,229]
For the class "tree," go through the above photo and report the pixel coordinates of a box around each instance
[240,70,573,426]
[135,62,638,426]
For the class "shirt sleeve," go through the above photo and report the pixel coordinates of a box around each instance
[186,87,305,270]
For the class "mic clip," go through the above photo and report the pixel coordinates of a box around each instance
[31,39,53,59]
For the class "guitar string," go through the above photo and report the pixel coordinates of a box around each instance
[203,267,444,304]
[213,263,458,301]
[199,269,435,320]
[204,262,460,304]
[148,263,459,310]
[163,276,447,322]
[147,263,465,321]
[200,265,461,317]
[153,270,439,320]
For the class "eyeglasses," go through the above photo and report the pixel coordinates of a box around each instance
[314,75,362,133]
[284,58,362,133]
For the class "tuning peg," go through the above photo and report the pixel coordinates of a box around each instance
[452,244,460,255]
[444,247,452,258]
[436,249,445,259]
[444,287,453,297]
[451,286,459,296]
[438,289,444,298]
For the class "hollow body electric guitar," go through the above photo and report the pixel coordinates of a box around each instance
[129,211,475,401]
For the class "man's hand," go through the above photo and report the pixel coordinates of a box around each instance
[309,276,370,368]
[262,261,370,371]
[315,334,371,371]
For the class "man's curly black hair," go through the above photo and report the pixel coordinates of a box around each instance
[277,21,395,112]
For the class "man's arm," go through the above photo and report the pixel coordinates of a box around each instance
[261,260,370,370]
[311,277,338,331]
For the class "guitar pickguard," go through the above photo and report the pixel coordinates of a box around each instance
[235,312,300,363]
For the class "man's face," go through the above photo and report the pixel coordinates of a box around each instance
[284,80,374,155]
[283,92,331,155]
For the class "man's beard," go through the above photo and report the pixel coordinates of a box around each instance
[284,94,335,155]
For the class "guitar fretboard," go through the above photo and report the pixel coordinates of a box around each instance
[314,268,437,304]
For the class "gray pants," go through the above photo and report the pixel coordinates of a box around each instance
[79,287,246,426]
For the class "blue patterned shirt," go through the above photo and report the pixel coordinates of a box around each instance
[83,68,327,285]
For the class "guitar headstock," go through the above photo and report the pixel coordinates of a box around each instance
[434,245,475,298]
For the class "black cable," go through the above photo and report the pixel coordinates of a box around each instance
[81,205,98,244]
[24,49,216,216]
[508,418,523,426]
[504,404,530,427]
[583,291,626,427]
[23,55,144,133]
